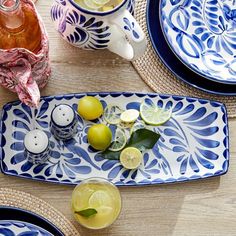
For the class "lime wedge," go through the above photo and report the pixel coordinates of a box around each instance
[104,105,123,125]
[140,100,172,125]
[120,109,139,123]
[109,128,127,152]
[120,147,142,169]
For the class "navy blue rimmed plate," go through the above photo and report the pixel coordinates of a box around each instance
[0,206,64,236]
[146,0,236,95]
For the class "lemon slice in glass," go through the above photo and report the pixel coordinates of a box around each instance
[89,190,113,208]
[130,121,146,134]
[104,105,124,125]
[109,128,126,152]
[120,147,142,169]
[84,0,103,9]
[120,109,139,123]
[140,100,172,125]
[93,0,110,4]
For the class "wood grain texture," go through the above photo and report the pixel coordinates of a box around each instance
[0,1,236,235]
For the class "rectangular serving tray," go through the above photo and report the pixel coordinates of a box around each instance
[0,92,229,186]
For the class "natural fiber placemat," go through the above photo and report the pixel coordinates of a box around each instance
[132,0,236,118]
[0,188,80,236]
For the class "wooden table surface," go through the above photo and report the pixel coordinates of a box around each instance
[1,1,236,235]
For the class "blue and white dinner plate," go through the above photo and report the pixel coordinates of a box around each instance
[0,92,229,186]
[160,0,236,84]
[0,206,64,236]
[0,220,52,236]
[147,0,236,95]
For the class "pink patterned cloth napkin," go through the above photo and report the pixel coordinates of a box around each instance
[0,0,51,107]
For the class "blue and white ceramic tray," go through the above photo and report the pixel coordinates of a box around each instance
[160,0,236,84]
[0,92,229,186]
[0,220,52,236]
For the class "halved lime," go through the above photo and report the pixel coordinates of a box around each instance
[109,128,126,152]
[120,147,142,169]
[88,190,112,208]
[130,121,146,134]
[104,105,123,125]
[140,100,172,125]
[120,109,139,123]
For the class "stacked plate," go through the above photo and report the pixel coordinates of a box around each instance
[0,206,64,236]
[147,0,236,95]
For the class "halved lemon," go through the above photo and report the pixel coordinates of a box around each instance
[109,128,127,152]
[120,147,142,169]
[104,105,123,125]
[120,109,139,123]
[140,100,172,125]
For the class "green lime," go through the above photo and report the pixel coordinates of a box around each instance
[140,100,172,125]
[109,128,127,152]
[104,105,123,125]
[120,109,139,123]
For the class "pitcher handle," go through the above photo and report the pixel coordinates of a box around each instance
[108,9,147,60]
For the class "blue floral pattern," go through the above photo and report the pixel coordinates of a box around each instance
[0,221,52,236]
[0,92,229,186]
[160,0,236,83]
[51,0,134,50]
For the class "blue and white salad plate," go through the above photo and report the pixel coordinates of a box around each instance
[0,206,64,236]
[0,220,52,236]
[147,0,236,95]
[160,0,236,84]
[0,92,229,186]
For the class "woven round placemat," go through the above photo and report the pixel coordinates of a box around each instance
[0,188,80,236]
[132,0,236,118]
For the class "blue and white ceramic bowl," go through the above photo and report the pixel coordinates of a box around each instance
[0,92,229,186]
[160,0,236,84]
[0,220,52,236]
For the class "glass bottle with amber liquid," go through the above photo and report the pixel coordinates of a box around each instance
[0,0,41,53]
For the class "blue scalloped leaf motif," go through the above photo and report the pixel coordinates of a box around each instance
[63,10,110,49]
[160,102,220,174]
[171,7,190,31]
[162,0,236,81]
[0,221,51,236]
[123,17,140,39]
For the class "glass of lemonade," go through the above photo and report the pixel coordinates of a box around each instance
[71,177,122,229]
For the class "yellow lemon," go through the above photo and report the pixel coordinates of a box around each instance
[78,96,103,120]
